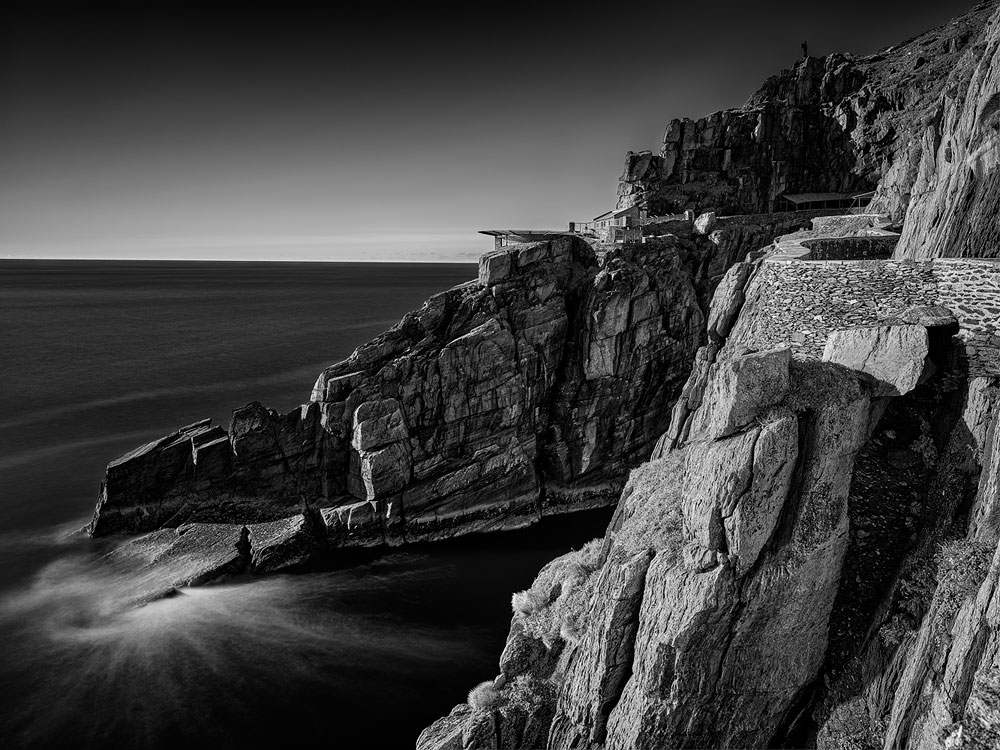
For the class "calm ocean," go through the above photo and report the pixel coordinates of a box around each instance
[0,260,610,749]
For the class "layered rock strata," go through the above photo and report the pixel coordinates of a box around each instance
[89,236,727,552]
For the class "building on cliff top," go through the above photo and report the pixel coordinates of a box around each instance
[478,229,573,250]
[591,203,646,243]
[482,203,651,250]
[775,191,872,212]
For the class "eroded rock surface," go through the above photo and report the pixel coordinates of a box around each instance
[107,523,249,603]
[895,4,1000,259]
[89,236,718,547]
[419,235,1000,750]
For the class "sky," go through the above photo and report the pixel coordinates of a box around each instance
[0,1,979,262]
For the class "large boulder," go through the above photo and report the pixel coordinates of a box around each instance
[693,211,717,235]
[822,324,932,396]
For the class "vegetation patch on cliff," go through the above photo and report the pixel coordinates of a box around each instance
[880,527,997,650]
[511,538,603,645]
[501,674,557,714]
[817,695,889,750]
[614,449,686,559]
[468,680,502,711]
[934,534,996,623]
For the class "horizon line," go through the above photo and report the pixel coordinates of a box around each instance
[0,255,483,264]
[0,251,489,264]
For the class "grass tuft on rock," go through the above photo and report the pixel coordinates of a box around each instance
[511,589,546,617]
[512,538,603,645]
[467,680,501,711]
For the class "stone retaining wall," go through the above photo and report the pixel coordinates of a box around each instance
[935,260,1000,376]
[800,235,899,260]
[809,214,886,236]
[715,208,843,227]
[727,258,1000,376]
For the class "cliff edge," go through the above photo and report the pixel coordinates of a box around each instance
[416,4,1000,748]
[88,216,821,596]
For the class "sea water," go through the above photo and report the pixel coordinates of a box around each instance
[0,260,611,749]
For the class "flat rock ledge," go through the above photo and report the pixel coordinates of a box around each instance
[105,514,326,605]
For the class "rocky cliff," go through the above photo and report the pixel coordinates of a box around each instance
[616,1,998,228]
[418,249,1000,750]
[81,4,1000,747]
[416,6,1000,731]
[90,208,838,549]
[91,213,842,600]
[894,3,1000,259]
[90,237,705,548]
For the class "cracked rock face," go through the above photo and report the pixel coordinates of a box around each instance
[88,236,709,549]
[895,5,1000,259]
[247,514,323,573]
[419,228,999,750]
[600,355,872,750]
[690,346,791,439]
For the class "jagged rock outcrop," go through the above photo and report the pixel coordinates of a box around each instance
[419,239,1000,749]
[615,2,998,227]
[89,236,719,549]
[247,513,325,573]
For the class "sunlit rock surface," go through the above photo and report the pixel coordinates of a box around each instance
[89,236,713,546]
[894,4,1000,259]
[823,324,933,396]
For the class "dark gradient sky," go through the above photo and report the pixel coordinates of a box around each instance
[0,1,976,260]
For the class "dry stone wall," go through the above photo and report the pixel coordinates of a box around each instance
[936,259,1000,376]
[801,235,899,260]
[727,258,1000,376]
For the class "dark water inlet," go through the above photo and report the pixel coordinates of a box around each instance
[0,510,611,749]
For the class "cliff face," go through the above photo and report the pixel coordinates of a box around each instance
[82,4,1000,745]
[90,207,833,552]
[89,234,732,548]
[618,54,872,216]
[419,248,1000,750]
[894,5,1000,259]
[616,2,998,226]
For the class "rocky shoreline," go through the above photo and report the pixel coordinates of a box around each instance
[82,2,1000,748]
[87,212,835,596]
